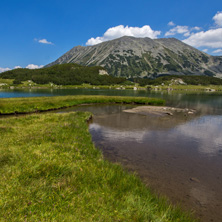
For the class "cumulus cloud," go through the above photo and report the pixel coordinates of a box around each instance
[0,64,43,73]
[168,21,175,26]
[213,11,222,26]
[86,25,161,45]
[26,64,44,69]
[165,25,201,37]
[35,38,54,45]
[14,66,22,69]
[0,67,11,73]
[202,49,208,52]
[165,25,190,37]
[212,49,222,54]
[182,12,222,51]
[191,26,201,31]
[183,28,222,48]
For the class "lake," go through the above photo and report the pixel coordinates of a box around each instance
[1,88,222,221]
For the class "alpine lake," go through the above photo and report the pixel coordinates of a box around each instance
[1,87,222,222]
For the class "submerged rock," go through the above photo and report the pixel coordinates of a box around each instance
[123,106,196,116]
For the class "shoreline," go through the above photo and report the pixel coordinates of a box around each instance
[0,108,196,221]
[0,95,165,115]
[1,82,222,92]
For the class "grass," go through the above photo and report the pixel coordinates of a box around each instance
[0,78,137,90]
[0,95,165,115]
[0,112,196,221]
[1,77,222,91]
[0,78,13,85]
[150,84,222,91]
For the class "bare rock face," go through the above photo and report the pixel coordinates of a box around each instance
[46,36,222,78]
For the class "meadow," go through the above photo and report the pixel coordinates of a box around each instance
[0,96,196,221]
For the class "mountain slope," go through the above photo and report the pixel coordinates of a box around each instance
[47,36,222,78]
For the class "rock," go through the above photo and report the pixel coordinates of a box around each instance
[190,177,200,183]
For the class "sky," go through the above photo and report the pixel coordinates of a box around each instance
[0,0,222,72]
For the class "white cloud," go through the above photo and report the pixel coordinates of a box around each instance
[26,64,44,69]
[191,26,201,31]
[0,67,11,73]
[183,32,191,37]
[14,66,22,69]
[35,38,54,45]
[86,25,161,45]
[212,49,222,54]
[0,64,43,73]
[183,28,222,48]
[213,11,222,26]
[168,21,175,26]
[165,25,190,37]
[165,25,202,37]
[202,49,208,52]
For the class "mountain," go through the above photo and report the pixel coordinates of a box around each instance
[47,36,222,78]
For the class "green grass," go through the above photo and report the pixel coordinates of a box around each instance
[149,84,222,91]
[0,78,136,89]
[0,95,165,115]
[0,78,13,85]
[0,112,196,221]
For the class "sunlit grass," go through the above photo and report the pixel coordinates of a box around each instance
[0,112,196,221]
[150,84,222,91]
[0,95,165,115]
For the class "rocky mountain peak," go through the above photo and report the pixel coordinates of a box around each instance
[47,37,222,78]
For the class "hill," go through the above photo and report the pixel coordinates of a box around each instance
[46,36,222,78]
[0,63,126,85]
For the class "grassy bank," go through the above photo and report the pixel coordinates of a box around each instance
[0,79,135,90]
[149,84,222,92]
[0,112,195,221]
[0,95,165,115]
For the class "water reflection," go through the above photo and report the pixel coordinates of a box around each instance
[176,116,222,155]
[90,113,222,157]
[87,105,222,222]
[2,88,222,221]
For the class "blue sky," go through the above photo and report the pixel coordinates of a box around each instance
[0,0,222,72]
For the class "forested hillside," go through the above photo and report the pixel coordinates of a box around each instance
[0,63,126,85]
[133,75,222,86]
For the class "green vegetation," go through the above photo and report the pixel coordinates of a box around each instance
[0,112,195,221]
[153,84,222,92]
[0,63,126,86]
[0,95,165,114]
[133,75,222,86]
[1,63,221,91]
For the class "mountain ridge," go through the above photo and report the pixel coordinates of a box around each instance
[46,36,222,78]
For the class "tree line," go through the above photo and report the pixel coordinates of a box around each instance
[0,64,126,85]
[1,63,222,86]
[132,75,222,86]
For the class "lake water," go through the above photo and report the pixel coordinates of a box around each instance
[1,88,222,221]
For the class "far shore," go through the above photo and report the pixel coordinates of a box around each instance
[1,83,222,92]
